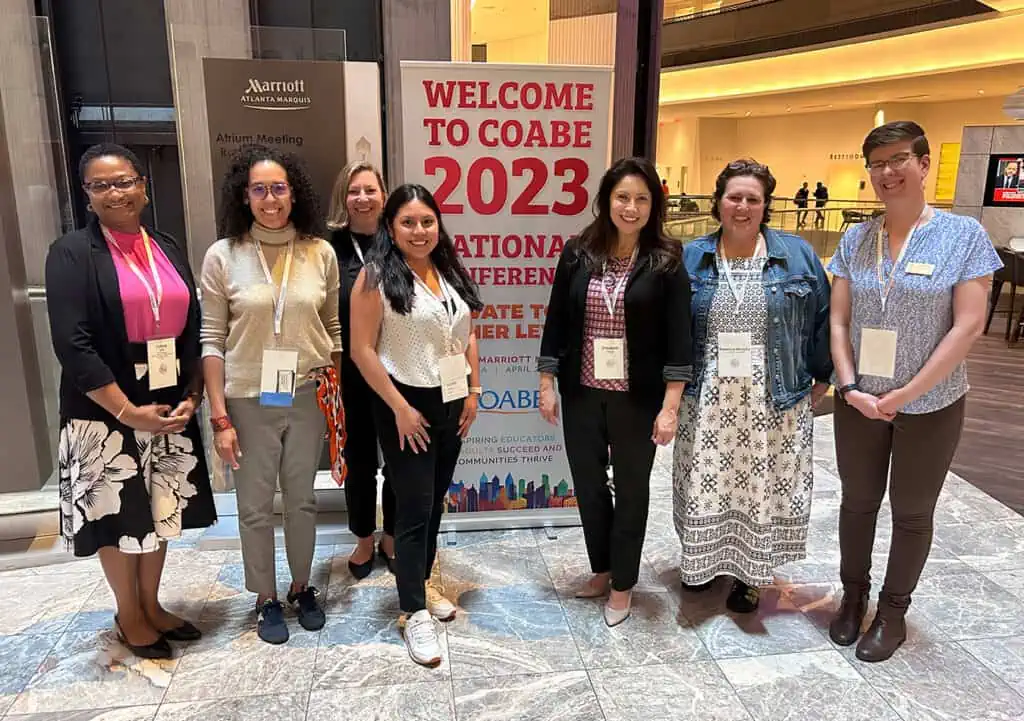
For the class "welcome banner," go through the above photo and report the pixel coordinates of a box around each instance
[400,61,612,516]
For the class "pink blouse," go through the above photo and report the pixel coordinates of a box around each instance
[581,254,634,392]
[105,228,191,343]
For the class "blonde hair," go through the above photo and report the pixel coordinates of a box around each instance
[326,161,387,229]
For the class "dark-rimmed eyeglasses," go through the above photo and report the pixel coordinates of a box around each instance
[83,176,142,194]
[248,182,290,200]
[867,153,917,174]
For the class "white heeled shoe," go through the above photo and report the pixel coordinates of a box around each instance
[603,592,632,627]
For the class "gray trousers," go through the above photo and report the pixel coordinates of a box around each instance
[227,384,325,597]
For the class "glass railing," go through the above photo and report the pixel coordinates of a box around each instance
[665,195,953,260]
[663,0,777,23]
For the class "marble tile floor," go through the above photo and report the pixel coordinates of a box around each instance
[2,416,1024,720]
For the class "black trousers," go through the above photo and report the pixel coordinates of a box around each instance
[372,379,464,613]
[562,387,658,592]
[342,360,394,538]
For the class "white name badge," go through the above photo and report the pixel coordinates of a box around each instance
[593,338,625,380]
[718,332,752,378]
[906,262,935,277]
[859,328,898,379]
[438,353,469,404]
[146,338,178,390]
[260,348,299,407]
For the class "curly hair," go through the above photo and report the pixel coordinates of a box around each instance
[364,184,483,315]
[572,157,680,273]
[78,143,145,183]
[711,158,776,224]
[217,144,326,240]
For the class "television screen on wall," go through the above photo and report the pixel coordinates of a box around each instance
[984,154,1024,206]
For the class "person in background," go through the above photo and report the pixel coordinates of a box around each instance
[814,181,829,229]
[327,161,396,579]
[662,178,671,197]
[538,157,692,627]
[828,121,1000,662]
[350,184,483,667]
[46,143,216,659]
[201,145,341,645]
[795,181,810,229]
[1000,159,1020,190]
[673,159,831,613]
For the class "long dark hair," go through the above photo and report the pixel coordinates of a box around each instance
[365,184,483,314]
[573,157,680,272]
[217,144,325,240]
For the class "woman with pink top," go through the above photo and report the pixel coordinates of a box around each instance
[45,143,216,660]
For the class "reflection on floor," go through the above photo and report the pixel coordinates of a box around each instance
[2,414,1024,721]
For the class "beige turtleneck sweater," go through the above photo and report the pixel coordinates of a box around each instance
[200,223,341,399]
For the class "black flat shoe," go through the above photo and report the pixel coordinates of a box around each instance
[726,580,760,614]
[348,553,374,580]
[114,616,172,659]
[162,620,202,642]
[378,543,396,575]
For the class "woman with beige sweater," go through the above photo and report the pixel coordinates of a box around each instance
[200,145,341,645]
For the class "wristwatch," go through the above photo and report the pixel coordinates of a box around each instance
[469,386,483,396]
[837,383,861,401]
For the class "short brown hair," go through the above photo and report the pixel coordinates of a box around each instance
[326,161,387,229]
[711,159,776,223]
[862,121,930,163]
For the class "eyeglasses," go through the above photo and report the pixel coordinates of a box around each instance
[248,182,290,200]
[83,176,142,194]
[867,153,917,174]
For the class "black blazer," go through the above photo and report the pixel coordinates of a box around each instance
[328,225,378,365]
[538,243,694,410]
[45,218,202,421]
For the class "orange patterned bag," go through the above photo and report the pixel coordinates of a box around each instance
[311,366,348,486]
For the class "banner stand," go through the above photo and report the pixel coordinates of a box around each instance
[401,61,614,532]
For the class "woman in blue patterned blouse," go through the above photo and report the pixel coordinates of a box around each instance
[828,121,1002,663]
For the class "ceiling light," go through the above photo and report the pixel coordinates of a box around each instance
[979,89,986,94]
[744,111,751,117]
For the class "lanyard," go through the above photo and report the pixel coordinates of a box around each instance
[413,269,461,354]
[718,235,765,314]
[351,235,366,265]
[104,226,163,329]
[875,206,929,314]
[254,237,295,337]
[600,247,638,319]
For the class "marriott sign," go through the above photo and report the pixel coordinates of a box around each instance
[240,78,312,110]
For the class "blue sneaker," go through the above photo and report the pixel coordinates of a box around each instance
[256,599,289,644]
[287,586,326,631]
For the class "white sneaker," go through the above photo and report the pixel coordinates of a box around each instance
[425,580,457,621]
[402,609,442,666]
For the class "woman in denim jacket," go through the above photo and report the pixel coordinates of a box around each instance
[673,159,832,613]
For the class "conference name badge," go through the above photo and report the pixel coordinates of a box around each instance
[905,262,935,277]
[593,338,625,380]
[859,328,897,379]
[438,353,469,404]
[260,348,299,407]
[146,338,178,391]
[718,332,752,378]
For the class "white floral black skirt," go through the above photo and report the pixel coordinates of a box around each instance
[58,390,216,557]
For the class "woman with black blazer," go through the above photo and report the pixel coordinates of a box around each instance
[45,143,216,659]
[538,157,693,626]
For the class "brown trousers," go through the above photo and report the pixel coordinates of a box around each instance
[834,395,966,610]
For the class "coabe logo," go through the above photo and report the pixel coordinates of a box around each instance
[241,78,312,111]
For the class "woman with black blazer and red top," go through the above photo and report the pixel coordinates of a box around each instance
[45,143,216,659]
[538,157,693,627]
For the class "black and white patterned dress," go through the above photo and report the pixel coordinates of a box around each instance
[672,254,813,587]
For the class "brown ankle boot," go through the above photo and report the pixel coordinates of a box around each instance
[855,610,907,662]
[828,587,868,646]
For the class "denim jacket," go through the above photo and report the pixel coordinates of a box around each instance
[684,226,832,410]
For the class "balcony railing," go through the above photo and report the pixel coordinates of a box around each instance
[663,0,779,24]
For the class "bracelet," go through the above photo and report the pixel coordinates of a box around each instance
[115,400,130,421]
[469,386,483,395]
[210,415,233,432]
[837,383,860,401]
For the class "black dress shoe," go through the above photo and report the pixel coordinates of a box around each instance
[114,616,172,659]
[829,588,868,647]
[378,543,396,575]
[162,620,202,642]
[348,553,374,580]
[856,614,906,663]
[726,579,760,613]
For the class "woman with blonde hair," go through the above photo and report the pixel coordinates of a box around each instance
[327,161,396,578]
